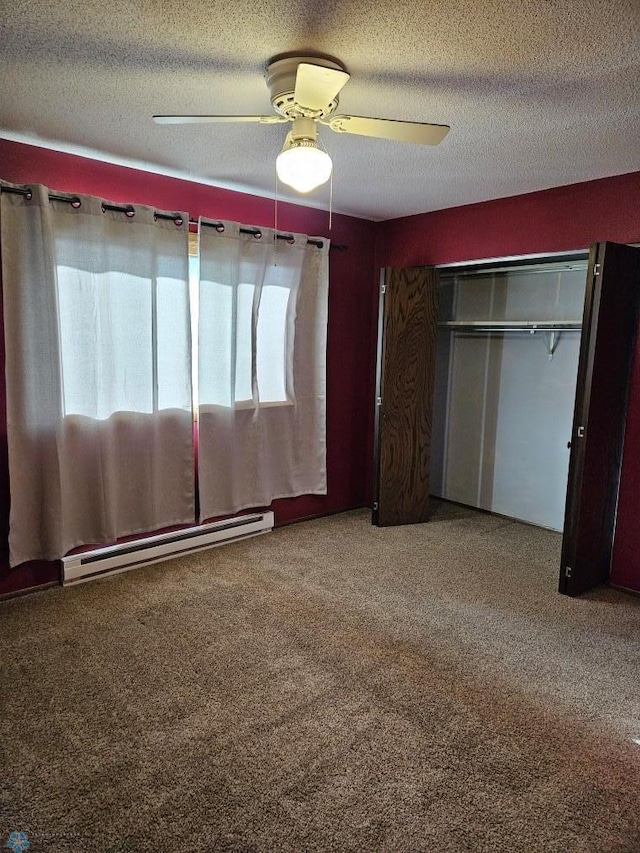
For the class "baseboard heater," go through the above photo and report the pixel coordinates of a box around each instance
[61,511,274,586]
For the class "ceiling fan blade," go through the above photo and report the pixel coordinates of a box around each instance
[325,115,450,145]
[153,115,288,125]
[294,63,350,111]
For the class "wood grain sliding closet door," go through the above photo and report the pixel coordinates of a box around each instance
[373,266,439,527]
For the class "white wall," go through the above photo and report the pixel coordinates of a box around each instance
[431,264,586,531]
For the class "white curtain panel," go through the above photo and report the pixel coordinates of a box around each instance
[0,185,194,566]
[197,220,329,520]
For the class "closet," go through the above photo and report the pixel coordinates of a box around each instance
[430,256,587,531]
[374,243,640,596]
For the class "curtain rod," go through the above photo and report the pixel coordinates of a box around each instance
[0,184,346,251]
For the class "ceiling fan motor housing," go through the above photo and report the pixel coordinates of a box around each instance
[265,56,346,118]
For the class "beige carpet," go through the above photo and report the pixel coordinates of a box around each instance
[1,501,640,852]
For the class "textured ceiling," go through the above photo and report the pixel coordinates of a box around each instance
[1,0,639,220]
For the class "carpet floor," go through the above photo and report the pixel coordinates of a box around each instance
[1,501,640,852]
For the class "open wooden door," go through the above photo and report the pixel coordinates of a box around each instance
[560,242,640,595]
[373,266,439,527]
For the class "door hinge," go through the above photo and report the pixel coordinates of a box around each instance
[373,501,379,510]
[594,263,601,277]
[376,397,382,406]
[381,284,386,294]
[565,566,573,579]
[577,425,585,438]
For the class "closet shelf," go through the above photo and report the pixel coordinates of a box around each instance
[438,320,582,333]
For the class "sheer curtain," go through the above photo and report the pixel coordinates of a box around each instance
[197,220,329,520]
[0,185,194,566]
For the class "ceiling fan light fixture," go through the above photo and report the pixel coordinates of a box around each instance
[276,138,332,194]
[153,56,451,200]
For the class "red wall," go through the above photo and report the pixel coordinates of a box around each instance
[375,172,640,269]
[376,170,640,592]
[0,139,378,595]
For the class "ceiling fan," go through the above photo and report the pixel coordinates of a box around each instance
[153,55,450,193]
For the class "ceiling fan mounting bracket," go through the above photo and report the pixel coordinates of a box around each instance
[265,55,347,119]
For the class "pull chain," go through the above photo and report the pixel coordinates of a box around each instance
[273,164,279,267]
[316,132,333,232]
[329,167,333,232]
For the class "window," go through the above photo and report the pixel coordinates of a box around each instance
[56,228,296,418]
[189,232,290,415]
[196,231,296,409]
[257,284,290,403]
[55,231,191,420]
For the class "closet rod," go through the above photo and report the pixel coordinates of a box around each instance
[439,321,582,332]
[0,184,346,251]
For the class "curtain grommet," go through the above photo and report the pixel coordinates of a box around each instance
[101,202,135,218]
